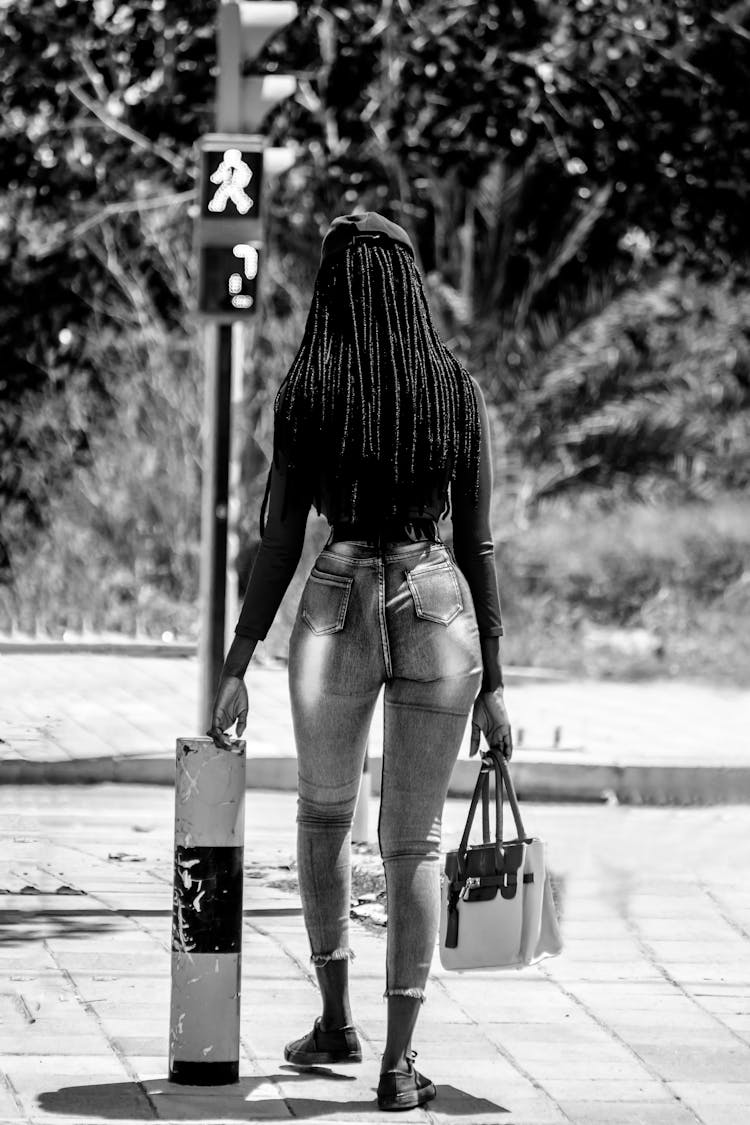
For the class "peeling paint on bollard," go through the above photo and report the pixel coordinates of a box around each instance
[168,736,246,1085]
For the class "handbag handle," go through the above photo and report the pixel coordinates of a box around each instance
[457,757,492,866]
[455,747,527,880]
[496,751,526,841]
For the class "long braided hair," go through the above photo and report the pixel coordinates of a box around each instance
[261,234,482,534]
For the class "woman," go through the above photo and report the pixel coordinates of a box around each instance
[208,211,512,1112]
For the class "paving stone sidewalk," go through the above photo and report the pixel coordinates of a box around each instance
[1,653,749,802]
[1,785,750,1125]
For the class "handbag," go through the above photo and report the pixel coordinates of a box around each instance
[439,746,562,971]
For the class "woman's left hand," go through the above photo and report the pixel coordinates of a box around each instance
[207,675,248,751]
[470,688,513,760]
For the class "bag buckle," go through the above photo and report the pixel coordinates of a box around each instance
[460,876,480,899]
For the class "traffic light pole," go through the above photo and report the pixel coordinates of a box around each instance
[225,322,246,656]
[172,1,301,1089]
[199,322,233,729]
[196,1,298,727]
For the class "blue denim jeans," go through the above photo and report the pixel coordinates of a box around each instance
[288,537,483,1001]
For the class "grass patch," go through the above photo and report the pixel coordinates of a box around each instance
[493,493,750,683]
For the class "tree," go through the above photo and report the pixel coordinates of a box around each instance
[2,0,749,607]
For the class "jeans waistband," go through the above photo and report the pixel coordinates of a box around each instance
[328,518,441,546]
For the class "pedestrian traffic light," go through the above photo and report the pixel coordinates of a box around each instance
[216,1,299,133]
[196,3,299,319]
[196,135,264,319]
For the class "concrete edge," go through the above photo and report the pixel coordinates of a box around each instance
[2,754,750,805]
[0,641,197,657]
[0,646,567,681]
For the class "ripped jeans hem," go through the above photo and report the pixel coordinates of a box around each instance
[310,948,355,967]
[383,987,426,1003]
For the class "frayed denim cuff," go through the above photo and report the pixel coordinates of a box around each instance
[383,987,426,1003]
[310,948,356,967]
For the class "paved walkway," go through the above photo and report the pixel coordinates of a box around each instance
[1,785,749,1124]
[0,653,748,802]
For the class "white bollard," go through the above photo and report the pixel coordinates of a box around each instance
[168,737,246,1085]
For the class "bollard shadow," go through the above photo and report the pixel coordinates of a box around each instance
[39,1073,509,1119]
[0,904,301,946]
[0,910,129,945]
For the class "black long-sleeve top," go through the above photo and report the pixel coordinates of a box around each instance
[235,375,504,640]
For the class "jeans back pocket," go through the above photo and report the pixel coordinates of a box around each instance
[406,560,463,626]
[301,568,354,635]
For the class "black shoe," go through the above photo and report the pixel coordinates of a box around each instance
[377,1052,436,1111]
[284,1016,362,1065]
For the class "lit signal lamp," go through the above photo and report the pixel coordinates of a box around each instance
[228,243,259,310]
[207,149,256,215]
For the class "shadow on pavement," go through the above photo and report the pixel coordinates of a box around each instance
[0,905,303,945]
[0,911,129,944]
[39,1075,509,1119]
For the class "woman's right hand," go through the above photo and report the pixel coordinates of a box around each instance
[207,675,249,750]
[470,687,513,760]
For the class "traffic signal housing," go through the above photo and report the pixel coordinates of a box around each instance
[196,135,264,319]
[216,1,298,133]
[196,2,299,319]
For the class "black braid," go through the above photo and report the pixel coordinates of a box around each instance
[264,238,481,532]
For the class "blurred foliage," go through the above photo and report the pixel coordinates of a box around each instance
[493,492,750,682]
[0,197,203,635]
[1,0,749,674]
[270,0,750,311]
[0,0,212,567]
[506,270,750,506]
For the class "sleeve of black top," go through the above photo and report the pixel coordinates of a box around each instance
[234,449,312,641]
[450,376,504,637]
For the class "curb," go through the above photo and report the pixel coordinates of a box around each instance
[0,646,567,681]
[2,753,750,806]
[0,641,197,657]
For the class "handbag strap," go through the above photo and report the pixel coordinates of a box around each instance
[495,750,526,840]
[481,772,491,842]
[457,759,491,866]
[479,765,503,849]
[455,747,527,880]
